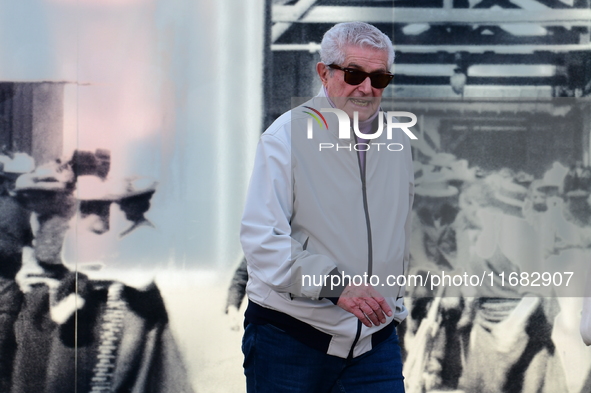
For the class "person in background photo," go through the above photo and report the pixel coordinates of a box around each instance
[115,177,157,238]
[404,169,463,392]
[64,175,163,275]
[225,256,248,331]
[7,153,193,393]
[60,175,118,272]
[458,176,565,393]
[0,153,35,392]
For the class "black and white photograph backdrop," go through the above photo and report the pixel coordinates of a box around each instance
[1,0,591,392]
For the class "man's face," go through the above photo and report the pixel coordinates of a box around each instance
[79,201,111,234]
[317,45,390,122]
[459,192,482,228]
[531,190,548,212]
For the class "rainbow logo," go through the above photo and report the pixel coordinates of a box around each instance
[303,106,328,129]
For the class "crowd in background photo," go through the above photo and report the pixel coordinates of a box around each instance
[404,152,591,393]
[0,149,193,393]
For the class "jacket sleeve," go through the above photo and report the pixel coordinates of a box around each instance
[240,127,339,300]
[399,137,415,300]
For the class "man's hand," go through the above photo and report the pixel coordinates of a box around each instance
[336,284,393,327]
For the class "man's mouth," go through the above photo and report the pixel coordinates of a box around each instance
[349,98,371,107]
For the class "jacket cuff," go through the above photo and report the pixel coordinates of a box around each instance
[319,268,349,305]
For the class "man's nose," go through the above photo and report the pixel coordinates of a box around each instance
[357,75,372,94]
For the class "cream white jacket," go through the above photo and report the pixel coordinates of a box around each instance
[240,92,414,358]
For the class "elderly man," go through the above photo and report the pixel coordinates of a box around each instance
[240,22,414,392]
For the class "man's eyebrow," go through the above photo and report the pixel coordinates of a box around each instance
[345,62,388,73]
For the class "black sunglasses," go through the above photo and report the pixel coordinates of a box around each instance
[328,64,394,89]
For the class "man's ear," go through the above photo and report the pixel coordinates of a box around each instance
[316,62,329,86]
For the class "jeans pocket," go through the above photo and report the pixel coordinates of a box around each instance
[262,322,287,334]
[242,324,256,367]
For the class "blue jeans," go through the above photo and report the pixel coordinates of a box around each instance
[242,323,405,393]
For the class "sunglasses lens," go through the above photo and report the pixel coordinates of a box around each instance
[335,64,393,89]
[370,74,393,89]
[343,70,366,86]
[343,69,392,89]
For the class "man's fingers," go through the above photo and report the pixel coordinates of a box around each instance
[348,304,372,327]
[362,298,387,324]
[364,287,393,317]
[375,296,393,317]
[359,302,382,326]
[338,298,376,327]
[337,284,395,326]
[363,288,391,316]
[363,297,381,312]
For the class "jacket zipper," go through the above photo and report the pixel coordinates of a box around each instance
[347,134,373,360]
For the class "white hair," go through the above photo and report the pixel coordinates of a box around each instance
[319,22,395,70]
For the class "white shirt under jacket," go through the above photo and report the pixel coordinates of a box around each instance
[240,89,415,358]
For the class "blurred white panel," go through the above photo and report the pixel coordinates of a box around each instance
[468,64,556,77]
[500,23,547,36]
[509,0,550,10]
[272,43,591,54]
[394,64,457,76]
[273,6,591,25]
[391,84,553,98]
[402,24,430,35]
